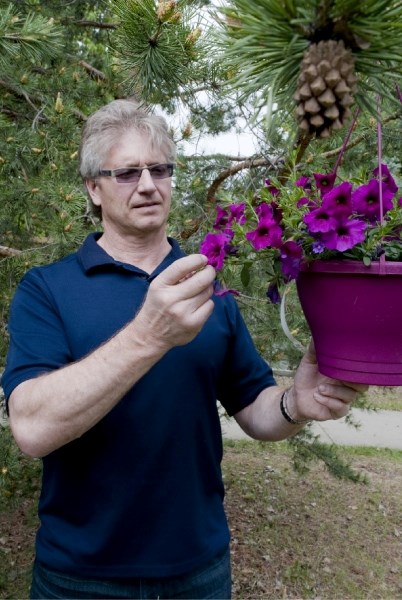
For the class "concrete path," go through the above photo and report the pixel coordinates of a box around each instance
[221,408,402,450]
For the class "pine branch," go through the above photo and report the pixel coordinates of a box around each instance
[206,157,274,202]
[78,60,107,81]
[70,20,117,30]
[320,112,401,160]
[0,77,40,112]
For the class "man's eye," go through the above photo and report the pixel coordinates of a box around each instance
[151,166,164,174]
[116,169,140,181]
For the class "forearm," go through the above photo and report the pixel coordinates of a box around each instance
[8,318,168,457]
[234,385,307,442]
[7,255,216,457]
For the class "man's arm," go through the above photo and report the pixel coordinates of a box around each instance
[234,342,368,441]
[8,255,216,458]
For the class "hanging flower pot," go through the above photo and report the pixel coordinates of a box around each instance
[296,259,402,385]
[200,103,402,387]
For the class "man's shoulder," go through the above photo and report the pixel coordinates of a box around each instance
[19,241,88,294]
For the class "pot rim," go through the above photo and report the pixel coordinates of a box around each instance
[299,259,402,276]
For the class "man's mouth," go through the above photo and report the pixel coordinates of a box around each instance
[133,201,160,209]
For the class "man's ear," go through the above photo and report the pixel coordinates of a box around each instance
[85,178,102,208]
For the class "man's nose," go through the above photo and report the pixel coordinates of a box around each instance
[137,168,157,191]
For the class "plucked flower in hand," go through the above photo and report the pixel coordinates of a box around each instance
[200,164,402,303]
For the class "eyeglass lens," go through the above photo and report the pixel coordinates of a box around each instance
[115,164,173,183]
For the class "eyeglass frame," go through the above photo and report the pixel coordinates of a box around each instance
[97,163,175,183]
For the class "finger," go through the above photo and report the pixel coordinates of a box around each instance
[182,284,215,314]
[340,381,369,394]
[158,255,209,286]
[176,265,216,298]
[302,338,317,364]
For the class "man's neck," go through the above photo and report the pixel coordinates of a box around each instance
[96,230,172,273]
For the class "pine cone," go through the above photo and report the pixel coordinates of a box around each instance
[294,40,357,138]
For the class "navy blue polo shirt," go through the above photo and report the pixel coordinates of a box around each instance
[1,233,276,578]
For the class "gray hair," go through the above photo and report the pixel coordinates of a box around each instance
[79,99,176,217]
[80,99,176,177]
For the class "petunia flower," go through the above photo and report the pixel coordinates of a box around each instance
[303,206,339,233]
[296,196,310,208]
[213,280,240,297]
[266,282,281,304]
[372,164,398,194]
[313,171,337,195]
[255,202,274,218]
[295,176,311,189]
[279,241,303,281]
[312,239,326,254]
[200,232,231,270]
[228,202,246,225]
[321,181,353,216]
[245,215,283,250]
[264,178,280,196]
[352,179,394,222]
[213,206,230,231]
[320,217,367,252]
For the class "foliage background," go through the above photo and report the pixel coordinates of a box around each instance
[1,0,402,371]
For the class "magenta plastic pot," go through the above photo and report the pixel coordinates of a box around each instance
[296,260,402,386]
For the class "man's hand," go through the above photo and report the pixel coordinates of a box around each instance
[288,340,369,422]
[134,254,216,349]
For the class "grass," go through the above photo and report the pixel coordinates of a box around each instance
[1,436,402,599]
[224,440,402,599]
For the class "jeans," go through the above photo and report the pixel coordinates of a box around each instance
[30,547,231,599]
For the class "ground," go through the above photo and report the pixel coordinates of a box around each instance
[1,440,402,599]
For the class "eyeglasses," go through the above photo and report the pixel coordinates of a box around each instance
[98,163,175,183]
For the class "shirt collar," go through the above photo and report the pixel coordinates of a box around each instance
[78,232,186,276]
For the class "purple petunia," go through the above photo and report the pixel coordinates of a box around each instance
[266,282,281,304]
[352,179,394,222]
[373,164,398,194]
[321,181,353,216]
[320,217,367,252]
[279,241,303,282]
[255,202,274,218]
[245,214,283,250]
[213,206,229,231]
[265,178,280,196]
[295,176,311,189]
[200,232,231,270]
[228,202,246,225]
[313,171,337,195]
[213,280,240,297]
[303,206,338,233]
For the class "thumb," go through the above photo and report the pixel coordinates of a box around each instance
[303,338,317,364]
[158,254,209,286]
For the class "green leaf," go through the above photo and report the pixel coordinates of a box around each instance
[240,263,251,287]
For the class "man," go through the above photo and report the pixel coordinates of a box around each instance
[1,99,366,599]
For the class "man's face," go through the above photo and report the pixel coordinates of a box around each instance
[87,129,173,238]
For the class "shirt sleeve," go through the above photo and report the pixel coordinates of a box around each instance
[1,268,72,406]
[215,296,277,416]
